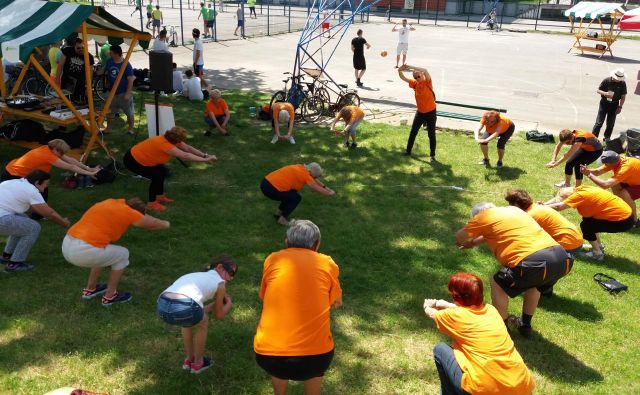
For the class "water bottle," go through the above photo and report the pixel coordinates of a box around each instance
[249,106,257,118]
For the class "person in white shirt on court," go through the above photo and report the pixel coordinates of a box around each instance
[392,19,415,68]
[192,28,208,89]
[157,256,237,374]
[182,70,204,101]
[172,63,183,94]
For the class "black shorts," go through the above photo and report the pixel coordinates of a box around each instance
[206,20,214,27]
[255,349,334,381]
[353,55,366,70]
[493,245,573,298]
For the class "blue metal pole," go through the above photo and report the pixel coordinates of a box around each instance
[267,0,270,35]
[288,0,291,32]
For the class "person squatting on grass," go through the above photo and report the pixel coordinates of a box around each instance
[546,129,602,188]
[271,102,296,144]
[260,163,335,226]
[545,185,634,261]
[62,198,169,307]
[397,64,437,162]
[330,105,365,149]
[123,127,217,212]
[203,89,230,136]
[254,220,342,395]
[0,170,69,273]
[581,150,640,222]
[424,272,535,395]
[474,111,515,169]
[456,203,573,337]
[157,255,237,374]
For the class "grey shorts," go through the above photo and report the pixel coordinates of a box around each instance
[347,118,363,136]
[111,93,134,118]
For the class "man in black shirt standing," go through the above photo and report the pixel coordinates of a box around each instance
[351,29,370,88]
[592,68,627,141]
[57,38,95,104]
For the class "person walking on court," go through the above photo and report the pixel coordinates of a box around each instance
[130,0,141,17]
[146,2,153,29]
[592,68,627,141]
[398,64,437,162]
[392,19,415,68]
[151,5,163,38]
[248,0,257,18]
[234,3,245,36]
[351,29,370,87]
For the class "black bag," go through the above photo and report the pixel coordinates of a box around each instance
[42,126,86,148]
[133,68,150,87]
[594,273,628,294]
[258,109,272,121]
[626,128,640,158]
[92,162,117,184]
[605,136,625,154]
[526,130,554,143]
[0,119,46,142]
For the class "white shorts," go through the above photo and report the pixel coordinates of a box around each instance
[397,43,409,56]
[62,235,130,271]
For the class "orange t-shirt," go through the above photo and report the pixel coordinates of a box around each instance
[67,199,145,248]
[435,304,535,395]
[341,105,365,123]
[272,102,295,121]
[600,156,640,186]
[5,146,59,177]
[254,247,342,356]
[265,164,314,192]
[527,204,583,251]
[204,98,228,117]
[464,206,558,268]
[130,136,176,167]
[563,185,631,221]
[481,114,512,135]
[408,78,436,114]
[573,130,602,152]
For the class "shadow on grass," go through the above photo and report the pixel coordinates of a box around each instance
[538,294,603,322]
[576,254,640,276]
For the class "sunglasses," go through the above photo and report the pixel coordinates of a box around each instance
[222,263,237,278]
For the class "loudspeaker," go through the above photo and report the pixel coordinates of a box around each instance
[149,51,173,91]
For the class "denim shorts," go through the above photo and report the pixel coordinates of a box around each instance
[157,294,204,327]
[204,115,225,127]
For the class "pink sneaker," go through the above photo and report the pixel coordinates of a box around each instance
[182,358,192,370]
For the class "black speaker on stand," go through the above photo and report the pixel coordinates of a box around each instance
[149,51,173,137]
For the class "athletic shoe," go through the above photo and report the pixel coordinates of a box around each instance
[507,315,533,337]
[478,158,490,166]
[4,262,34,273]
[582,243,605,251]
[102,292,132,307]
[146,201,166,212]
[0,256,10,265]
[496,161,503,169]
[270,135,278,144]
[182,358,193,370]
[554,181,570,188]
[580,251,605,261]
[344,141,350,148]
[156,195,174,204]
[190,357,213,374]
[288,136,296,145]
[350,142,358,149]
[82,283,108,300]
[429,156,436,163]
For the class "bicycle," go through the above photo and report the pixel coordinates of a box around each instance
[312,78,360,115]
[162,25,180,47]
[270,72,325,123]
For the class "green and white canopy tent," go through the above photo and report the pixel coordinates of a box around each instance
[564,1,625,20]
[564,2,625,58]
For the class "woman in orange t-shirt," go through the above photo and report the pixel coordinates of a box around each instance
[424,273,534,395]
[546,129,603,188]
[474,111,515,169]
[547,185,633,261]
[203,89,231,136]
[123,127,217,211]
[260,163,335,225]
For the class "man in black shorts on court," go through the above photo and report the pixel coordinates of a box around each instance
[351,29,370,88]
[456,202,573,337]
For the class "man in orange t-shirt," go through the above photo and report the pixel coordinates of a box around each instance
[62,198,170,307]
[456,204,572,336]
[260,163,335,225]
[397,64,437,161]
[254,220,342,394]
[474,111,515,169]
[203,89,230,136]
[581,151,640,221]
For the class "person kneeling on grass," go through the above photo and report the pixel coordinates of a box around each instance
[0,170,70,273]
[424,272,535,395]
[204,89,230,136]
[545,185,633,261]
[62,198,169,307]
[456,203,572,337]
[261,163,335,226]
[474,111,515,169]
[330,105,365,149]
[157,255,237,374]
[271,102,296,145]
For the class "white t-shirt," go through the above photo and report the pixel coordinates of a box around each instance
[0,179,45,218]
[397,26,410,44]
[151,39,170,53]
[163,270,224,308]
[183,77,203,101]
[172,70,183,92]
[193,39,204,65]
[236,7,244,20]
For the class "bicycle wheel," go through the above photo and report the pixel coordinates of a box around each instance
[23,77,43,96]
[316,87,330,104]
[270,90,286,108]
[301,96,325,123]
[338,92,360,108]
[94,76,107,101]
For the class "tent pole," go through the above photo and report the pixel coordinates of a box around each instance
[97,38,139,126]
[9,57,32,97]
[81,22,99,163]
[0,61,5,98]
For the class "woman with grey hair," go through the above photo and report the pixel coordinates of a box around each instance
[261,163,335,225]
[203,89,230,136]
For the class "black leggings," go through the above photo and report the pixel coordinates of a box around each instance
[123,149,166,202]
[565,148,602,180]
[407,109,437,157]
[580,215,634,241]
[260,178,301,219]
[1,170,48,220]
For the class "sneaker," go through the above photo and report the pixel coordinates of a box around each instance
[146,201,166,212]
[127,129,135,135]
[403,151,411,156]
[270,135,278,144]
[554,181,570,188]
[182,358,193,370]
[581,243,605,251]
[288,136,296,145]
[429,156,436,163]
[344,141,350,148]
[276,216,290,226]
[507,315,533,337]
[580,251,604,261]
[190,357,213,374]
[82,283,108,300]
[496,161,503,169]
[350,142,358,149]
[156,195,174,204]
[4,262,34,273]
[101,292,132,307]
[478,158,490,166]
[1,255,11,265]
[204,130,212,137]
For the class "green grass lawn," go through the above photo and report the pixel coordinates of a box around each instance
[1,91,639,394]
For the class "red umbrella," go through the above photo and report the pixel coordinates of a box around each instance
[620,14,640,30]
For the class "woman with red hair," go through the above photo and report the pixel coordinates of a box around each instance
[423,272,534,395]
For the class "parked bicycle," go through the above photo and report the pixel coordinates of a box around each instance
[270,72,325,123]
[162,25,180,47]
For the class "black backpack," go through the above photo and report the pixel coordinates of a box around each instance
[526,130,554,143]
[0,119,45,142]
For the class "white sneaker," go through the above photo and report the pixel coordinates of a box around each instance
[270,135,278,144]
[288,136,296,145]
[554,181,570,188]
[581,251,605,261]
